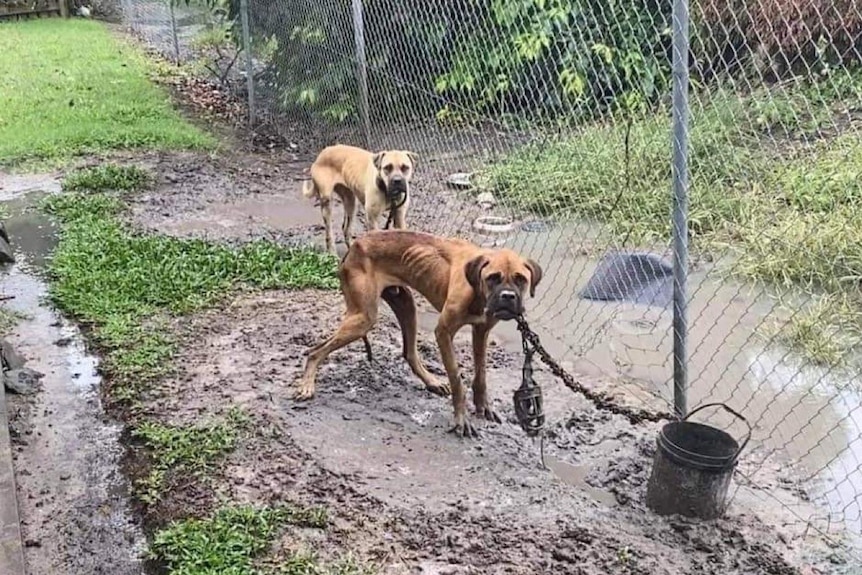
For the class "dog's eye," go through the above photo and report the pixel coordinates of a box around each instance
[383,165,394,174]
[400,164,410,173]
[486,272,502,285]
[513,273,528,287]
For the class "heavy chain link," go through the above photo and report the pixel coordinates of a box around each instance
[516,315,674,425]
[383,192,408,230]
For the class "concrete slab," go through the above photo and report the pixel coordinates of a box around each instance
[0,387,25,575]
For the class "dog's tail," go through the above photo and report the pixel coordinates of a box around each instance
[301,179,317,199]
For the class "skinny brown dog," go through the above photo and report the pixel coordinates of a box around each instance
[294,230,542,438]
[302,144,418,255]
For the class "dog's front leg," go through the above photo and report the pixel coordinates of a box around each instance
[365,200,382,232]
[471,324,501,424]
[393,196,409,229]
[435,316,476,438]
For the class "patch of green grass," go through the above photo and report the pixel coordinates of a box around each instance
[133,408,250,504]
[62,164,154,192]
[484,78,862,367]
[150,504,329,575]
[767,293,862,369]
[482,98,764,246]
[0,19,214,166]
[41,175,338,399]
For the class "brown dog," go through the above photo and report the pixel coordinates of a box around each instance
[294,230,543,438]
[302,144,418,255]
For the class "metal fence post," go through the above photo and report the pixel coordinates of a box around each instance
[239,0,256,125]
[350,0,372,148]
[671,0,690,418]
[168,0,180,64]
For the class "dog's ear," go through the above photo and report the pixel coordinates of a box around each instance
[464,255,489,295]
[405,151,419,168]
[525,259,543,298]
[372,152,385,170]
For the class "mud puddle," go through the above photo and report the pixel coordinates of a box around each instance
[154,287,843,573]
[1,191,146,574]
[465,219,862,551]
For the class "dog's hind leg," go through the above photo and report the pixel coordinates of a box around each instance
[294,270,379,400]
[320,196,336,255]
[381,287,450,397]
[341,192,357,249]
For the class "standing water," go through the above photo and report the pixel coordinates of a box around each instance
[1,181,146,574]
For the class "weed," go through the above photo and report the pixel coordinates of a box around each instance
[767,293,862,369]
[132,408,250,504]
[484,81,862,366]
[150,504,328,575]
[0,19,214,166]
[41,185,337,400]
[62,164,153,192]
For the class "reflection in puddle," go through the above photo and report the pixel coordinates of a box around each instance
[473,221,862,547]
[748,351,862,540]
[544,456,618,507]
[2,189,146,571]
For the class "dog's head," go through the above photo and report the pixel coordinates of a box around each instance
[373,150,418,201]
[465,250,543,321]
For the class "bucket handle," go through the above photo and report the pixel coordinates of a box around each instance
[684,402,752,463]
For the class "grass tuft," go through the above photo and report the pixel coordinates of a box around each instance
[0,307,26,332]
[62,164,154,192]
[0,19,214,166]
[132,408,250,504]
[150,504,329,575]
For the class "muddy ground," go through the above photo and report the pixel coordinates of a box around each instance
[1,141,855,574]
[1,58,855,574]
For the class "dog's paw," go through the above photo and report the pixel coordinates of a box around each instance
[448,418,479,439]
[475,405,502,424]
[292,383,316,401]
[425,381,451,397]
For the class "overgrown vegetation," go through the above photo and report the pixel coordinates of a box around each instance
[150,504,330,575]
[484,70,862,367]
[133,408,251,504]
[42,166,338,401]
[62,164,154,192]
[225,0,858,126]
[0,19,214,167]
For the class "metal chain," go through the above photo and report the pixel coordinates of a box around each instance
[383,192,408,230]
[516,316,675,425]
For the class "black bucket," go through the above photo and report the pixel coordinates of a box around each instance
[646,403,751,520]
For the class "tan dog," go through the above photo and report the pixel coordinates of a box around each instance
[302,144,418,255]
[294,230,543,438]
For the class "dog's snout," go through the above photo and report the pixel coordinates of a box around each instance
[499,290,517,302]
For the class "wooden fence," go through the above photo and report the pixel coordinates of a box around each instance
[0,0,68,20]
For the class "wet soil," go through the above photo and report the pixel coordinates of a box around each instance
[111,148,490,252]
[1,195,145,574]
[139,288,834,574]
[3,140,854,572]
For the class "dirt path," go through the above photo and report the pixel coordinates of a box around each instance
[137,287,814,574]
[1,144,851,574]
[105,149,841,573]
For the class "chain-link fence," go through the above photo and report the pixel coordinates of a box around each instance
[118,0,862,560]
